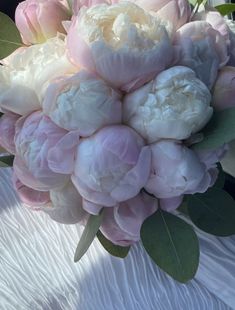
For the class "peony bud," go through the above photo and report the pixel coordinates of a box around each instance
[15,0,70,45]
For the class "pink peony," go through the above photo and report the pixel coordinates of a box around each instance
[0,112,20,154]
[72,125,151,206]
[12,172,50,210]
[212,66,235,110]
[100,192,158,246]
[175,21,229,89]
[145,140,216,199]
[14,111,79,191]
[15,0,70,45]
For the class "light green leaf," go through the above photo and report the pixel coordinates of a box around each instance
[0,12,23,59]
[188,0,198,7]
[192,108,235,151]
[97,230,130,258]
[74,210,104,262]
[188,188,235,236]
[0,155,14,167]
[141,210,199,283]
[215,3,235,16]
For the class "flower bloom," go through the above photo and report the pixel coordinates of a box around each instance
[145,140,216,199]
[12,172,50,209]
[15,0,70,45]
[67,2,173,91]
[72,0,118,15]
[0,36,76,115]
[123,66,212,143]
[129,0,190,31]
[43,71,122,136]
[100,192,158,246]
[43,181,88,224]
[14,111,79,190]
[72,125,151,206]
[175,21,229,89]
[212,66,235,110]
[0,112,20,154]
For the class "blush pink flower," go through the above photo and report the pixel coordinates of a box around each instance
[43,71,122,136]
[14,111,79,191]
[175,21,229,89]
[42,181,88,224]
[0,112,20,154]
[15,0,70,45]
[130,0,190,31]
[72,125,151,206]
[12,172,50,210]
[67,2,173,92]
[212,66,235,110]
[100,192,158,246]
[145,140,216,199]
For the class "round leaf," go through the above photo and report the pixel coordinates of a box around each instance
[0,12,22,59]
[188,188,235,236]
[192,108,235,151]
[141,210,199,283]
[215,4,235,16]
[97,230,130,258]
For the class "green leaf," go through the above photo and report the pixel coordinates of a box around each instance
[0,12,22,59]
[188,0,197,7]
[0,155,14,167]
[215,3,235,16]
[188,188,235,236]
[74,210,104,262]
[141,209,199,283]
[192,108,235,151]
[97,230,130,258]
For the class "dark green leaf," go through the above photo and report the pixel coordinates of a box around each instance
[188,188,235,236]
[214,163,225,189]
[178,196,190,215]
[192,108,235,151]
[141,209,199,283]
[0,155,14,167]
[97,230,130,258]
[215,3,235,16]
[0,12,22,59]
[74,210,104,262]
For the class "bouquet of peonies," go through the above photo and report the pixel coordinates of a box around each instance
[1,0,235,283]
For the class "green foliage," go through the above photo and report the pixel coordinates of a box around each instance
[141,209,199,283]
[97,230,130,258]
[215,3,235,16]
[74,210,104,262]
[0,155,14,167]
[0,12,22,59]
[188,188,235,236]
[193,108,235,151]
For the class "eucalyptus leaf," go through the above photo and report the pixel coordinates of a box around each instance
[0,12,22,59]
[141,209,199,283]
[97,230,130,258]
[74,210,104,262]
[188,188,235,236]
[215,3,235,16]
[0,155,14,167]
[193,108,235,151]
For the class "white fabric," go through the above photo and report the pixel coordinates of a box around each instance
[0,168,235,310]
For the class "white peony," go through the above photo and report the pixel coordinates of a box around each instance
[43,71,122,136]
[123,66,213,143]
[0,35,76,115]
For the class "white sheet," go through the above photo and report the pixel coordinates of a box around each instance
[0,168,235,310]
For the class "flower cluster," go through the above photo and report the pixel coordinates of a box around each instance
[0,0,234,247]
